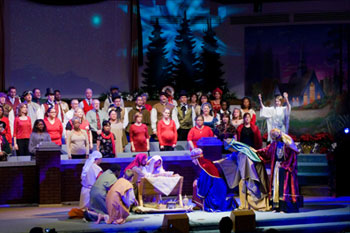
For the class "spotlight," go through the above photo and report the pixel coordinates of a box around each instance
[344,128,349,134]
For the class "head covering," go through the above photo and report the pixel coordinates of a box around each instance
[0,92,6,98]
[190,148,203,160]
[124,153,148,172]
[110,85,119,92]
[146,155,165,174]
[111,93,121,101]
[22,90,32,98]
[179,90,188,98]
[141,93,149,98]
[110,163,121,173]
[123,169,134,181]
[45,88,54,96]
[212,88,223,96]
[270,128,299,152]
[81,151,102,180]
[224,138,261,162]
[192,149,221,178]
[162,86,174,97]
[159,91,168,98]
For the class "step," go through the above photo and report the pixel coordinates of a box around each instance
[297,165,329,173]
[256,207,350,227]
[298,176,329,186]
[298,154,327,163]
[298,172,329,177]
[300,186,330,196]
[257,221,350,233]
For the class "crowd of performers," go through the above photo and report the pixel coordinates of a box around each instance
[0,85,302,223]
[0,85,291,158]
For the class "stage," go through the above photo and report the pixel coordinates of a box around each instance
[0,196,349,233]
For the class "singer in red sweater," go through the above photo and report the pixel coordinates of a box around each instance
[188,115,214,150]
[44,107,63,146]
[157,108,177,151]
[14,103,32,155]
[129,112,149,152]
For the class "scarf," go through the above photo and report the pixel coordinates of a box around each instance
[124,153,148,172]
[101,131,116,155]
[225,138,261,162]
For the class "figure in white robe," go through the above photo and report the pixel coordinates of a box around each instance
[79,151,103,209]
[258,92,291,142]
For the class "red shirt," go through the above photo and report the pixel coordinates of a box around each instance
[157,119,177,146]
[144,104,152,112]
[0,116,12,143]
[14,116,32,139]
[236,124,262,150]
[187,125,214,148]
[44,118,63,145]
[129,123,149,152]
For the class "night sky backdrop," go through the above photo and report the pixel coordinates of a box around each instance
[5,0,130,97]
[4,0,347,98]
[245,24,348,83]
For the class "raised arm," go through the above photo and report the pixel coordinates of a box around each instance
[283,92,291,113]
[258,93,265,109]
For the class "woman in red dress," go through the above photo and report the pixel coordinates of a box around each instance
[44,107,63,146]
[14,103,32,155]
[157,108,177,151]
[187,115,214,150]
[210,88,223,116]
[129,112,149,152]
[0,105,12,144]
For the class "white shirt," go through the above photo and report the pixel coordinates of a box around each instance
[151,105,179,132]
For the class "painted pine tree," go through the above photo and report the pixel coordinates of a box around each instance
[172,12,200,91]
[199,19,226,92]
[142,18,172,96]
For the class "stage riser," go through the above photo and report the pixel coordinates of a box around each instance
[256,213,350,227]
[0,153,329,205]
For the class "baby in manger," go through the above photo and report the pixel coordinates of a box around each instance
[140,155,181,207]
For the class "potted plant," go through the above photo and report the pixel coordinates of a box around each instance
[300,134,315,154]
[313,132,334,154]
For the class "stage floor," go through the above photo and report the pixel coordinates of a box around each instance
[0,197,349,233]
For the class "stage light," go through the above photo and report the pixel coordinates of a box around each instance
[344,128,349,134]
[91,14,102,28]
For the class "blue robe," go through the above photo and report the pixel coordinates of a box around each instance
[197,169,235,212]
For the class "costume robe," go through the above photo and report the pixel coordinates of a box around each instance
[196,157,236,212]
[257,140,301,212]
[106,178,135,224]
[90,169,118,215]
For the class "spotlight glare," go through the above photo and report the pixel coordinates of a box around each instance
[344,128,349,134]
[91,14,102,28]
